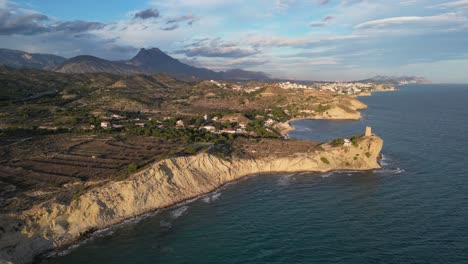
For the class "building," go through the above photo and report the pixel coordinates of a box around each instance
[100,121,110,129]
[200,126,216,132]
[365,126,372,137]
[176,120,185,127]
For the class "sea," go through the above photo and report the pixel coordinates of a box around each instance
[49,84,468,264]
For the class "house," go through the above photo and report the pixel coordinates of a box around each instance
[100,121,110,129]
[221,129,236,134]
[176,120,185,127]
[264,118,276,127]
[344,139,351,147]
[110,114,123,119]
[200,126,216,132]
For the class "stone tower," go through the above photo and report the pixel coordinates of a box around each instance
[365,126,372,137]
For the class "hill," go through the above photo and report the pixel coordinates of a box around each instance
[360,75,431,85]
[54,55,141,75]
[0,48,66,70]
[0,47,270,80]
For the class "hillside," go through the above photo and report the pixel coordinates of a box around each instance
[54,55,142,75]
[0,48,270,80]
[0,49,66,70]
[360,75,431,85]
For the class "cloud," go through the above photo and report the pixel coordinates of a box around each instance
[431,0,468,9]
[161,25,178,31]
[0,10,48,35]
[133,8,159,20]
[354,13,467,30]
[166,14,195,24]
[176,44,258,58]
[53,21,105,33]
[319,0,332,5]
[310,15,335,27]
[0,9,105,35]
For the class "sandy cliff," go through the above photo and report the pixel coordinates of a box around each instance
[0,135,383,264]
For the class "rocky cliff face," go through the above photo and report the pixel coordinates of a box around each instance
[0,135,383,264]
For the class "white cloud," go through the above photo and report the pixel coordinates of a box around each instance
[431,0,468,9]
[354,13,468,30]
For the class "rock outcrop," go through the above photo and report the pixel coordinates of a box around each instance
[0,135,383,264]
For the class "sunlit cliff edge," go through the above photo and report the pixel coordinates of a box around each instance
[0,133,383,264]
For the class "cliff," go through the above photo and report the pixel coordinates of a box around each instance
[0,135,383,264]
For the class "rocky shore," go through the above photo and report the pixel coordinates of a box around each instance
[0,133,383,264]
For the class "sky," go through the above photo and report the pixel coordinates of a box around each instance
[1,0,468,82]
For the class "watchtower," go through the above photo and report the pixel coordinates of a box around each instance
[365,126,372,137]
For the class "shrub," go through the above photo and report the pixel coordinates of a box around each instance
[321,157,330,164]
[350,134,364,147]
[330,138,345,147]
[316,103,331,113]
[185,145,197,155]
[365,152,372,158]
[128,163,139,173]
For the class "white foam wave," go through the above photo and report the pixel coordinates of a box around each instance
[170,206,189,219]
[159,220,172,229]
[202,192,222,203]
[277,174,296,186]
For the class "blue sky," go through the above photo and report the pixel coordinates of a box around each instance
[1,0,468,82]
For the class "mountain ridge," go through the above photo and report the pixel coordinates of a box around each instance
[0,48,66,70]
[359,75,431,85]
[0,47,269,80]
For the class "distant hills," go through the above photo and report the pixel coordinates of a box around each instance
[0,49,66,70]
[360,75,431,85]
[54,55,141,75]
[0,48,269,81]
[0,48,431,83]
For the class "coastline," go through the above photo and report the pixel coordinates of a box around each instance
[46,163,385,261]
[0,133,383,264]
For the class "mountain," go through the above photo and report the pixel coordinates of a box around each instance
[0,48,66,70]
[55,48,269,80]
[1,47,270,80]
[54,55,141,75]
[127,48,220,79]
[360,75,431,85]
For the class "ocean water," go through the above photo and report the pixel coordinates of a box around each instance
[49,84,468,264]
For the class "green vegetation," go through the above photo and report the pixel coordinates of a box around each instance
[185,145,198,155]
[330,138,345,147]
[127,163,139,173]
[350,134,363,147]
[72,187,86,201]
[316,103,331,113]
[320,157,330,164]
[365,152,372,158]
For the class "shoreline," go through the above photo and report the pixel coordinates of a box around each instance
[44,164,384,261]
[2,134,383,264]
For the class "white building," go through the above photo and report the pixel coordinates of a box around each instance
[100,121,110,129]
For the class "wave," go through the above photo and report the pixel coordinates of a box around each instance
[47,209,160,258]
[159,220,172,229]
[202,192,222,203]
[170,206,189,219]
[321,172,334,178]
[277,174,296,186]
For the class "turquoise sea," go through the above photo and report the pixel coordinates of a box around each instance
[49,84,468,264]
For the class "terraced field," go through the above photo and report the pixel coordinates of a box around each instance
[0,134,179,213]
